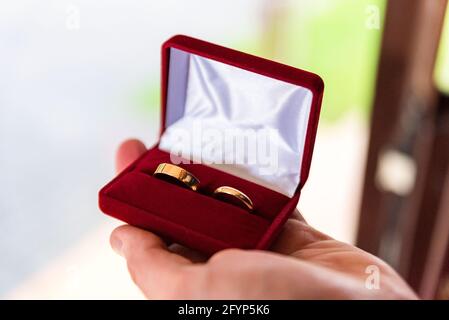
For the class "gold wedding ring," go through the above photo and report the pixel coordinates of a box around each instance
[213,186,254,211]
[153,163,200,191]
[153,164,254,211]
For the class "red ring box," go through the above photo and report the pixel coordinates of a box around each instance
[98,35,324,255]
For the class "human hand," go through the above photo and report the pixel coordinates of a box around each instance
[109,139,418,299]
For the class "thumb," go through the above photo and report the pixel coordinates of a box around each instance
[110,225,192,298]
[115,139,147,173]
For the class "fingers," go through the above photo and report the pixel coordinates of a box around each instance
[270,208,332,254]
[110,225,193,298]
[270,218,333,255]
[168,243,208,263]
[115,139,147,173]
[290,208,307,223]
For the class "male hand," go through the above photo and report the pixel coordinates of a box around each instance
[110,139,418,299]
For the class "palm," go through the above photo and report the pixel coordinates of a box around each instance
[129,214,415,299]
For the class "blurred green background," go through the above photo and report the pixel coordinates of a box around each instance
[436,3,449,95]
[138,0,449,123]
[138,0,387,123]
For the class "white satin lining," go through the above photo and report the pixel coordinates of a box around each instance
[160,48,313,197]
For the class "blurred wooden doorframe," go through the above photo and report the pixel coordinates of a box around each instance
[356,0,449,298]
[419,157,449,299]
[408,94,449,298]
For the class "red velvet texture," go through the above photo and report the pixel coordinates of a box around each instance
[99,35,323,254]
[100,147,297,254]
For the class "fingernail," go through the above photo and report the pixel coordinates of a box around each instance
[110,235,123,257]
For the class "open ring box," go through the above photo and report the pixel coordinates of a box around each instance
[99,35,324,255]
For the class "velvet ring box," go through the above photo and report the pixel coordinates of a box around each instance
[99,35,324,255]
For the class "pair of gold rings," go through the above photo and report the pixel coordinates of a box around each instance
[153,163,254,211]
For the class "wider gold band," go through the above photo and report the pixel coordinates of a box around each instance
[153,163,200,191]
[213,186,254,211]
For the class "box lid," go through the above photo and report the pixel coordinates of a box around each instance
[158,35,324,197]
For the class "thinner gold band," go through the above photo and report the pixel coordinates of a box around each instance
[153,163,200,191]
[213,186,254,211]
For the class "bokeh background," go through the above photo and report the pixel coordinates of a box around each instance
[1,0,448,299]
